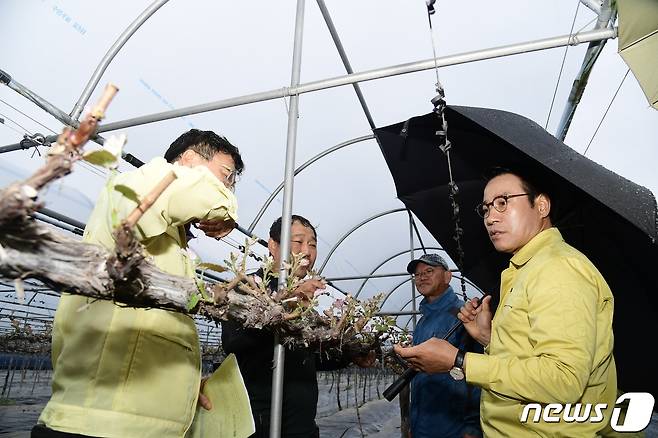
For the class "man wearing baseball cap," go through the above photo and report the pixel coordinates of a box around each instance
[407,253,482,438]
[407,253,451,273]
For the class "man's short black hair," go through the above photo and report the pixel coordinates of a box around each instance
[269,215,317,243]
[164,129,244,175]
[485,166,555,221]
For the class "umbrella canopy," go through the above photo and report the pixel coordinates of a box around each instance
[375,105,658,400]
[618,0,658,109]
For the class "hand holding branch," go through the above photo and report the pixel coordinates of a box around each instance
[393,338,458,374]
[196,218,236,239]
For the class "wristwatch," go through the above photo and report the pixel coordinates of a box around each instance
[449,349,466,381]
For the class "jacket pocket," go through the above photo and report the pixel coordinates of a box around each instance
[120,323,200,424]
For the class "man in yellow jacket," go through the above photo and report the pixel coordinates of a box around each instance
[395,168,617,437]
[33,129,244,438]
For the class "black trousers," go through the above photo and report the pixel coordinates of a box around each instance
[33,419,320,438]
[31,424,97,438]
[250,412,320,438]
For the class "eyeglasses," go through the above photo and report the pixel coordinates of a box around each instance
[475,193,530,219]
[219,164,240,190]
[413,268,436,280]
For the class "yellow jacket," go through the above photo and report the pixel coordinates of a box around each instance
[466,228,617,437]
[39,158,237,437]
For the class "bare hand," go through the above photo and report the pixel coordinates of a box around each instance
[457,295,493,347]
[353,350,377,368]
[198,377,212,410]
[293,278,327,303]
[393,338,458,374]
[197,218,236,239]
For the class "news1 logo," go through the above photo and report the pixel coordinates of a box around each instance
[520,392,655,432]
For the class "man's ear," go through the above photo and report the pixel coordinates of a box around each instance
[537,194,551,219]
[178,149,199,166]
[444,269,453,284]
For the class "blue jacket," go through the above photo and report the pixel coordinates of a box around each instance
[410,286,482,438]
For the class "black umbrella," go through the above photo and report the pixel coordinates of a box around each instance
[375,105,658,400]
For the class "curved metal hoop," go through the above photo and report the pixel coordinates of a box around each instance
[247,134,374,232]
[354,246,446,298]
[318,208,407,274]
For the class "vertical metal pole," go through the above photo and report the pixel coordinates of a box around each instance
[555,0,614,140]
[409,212,417,330]
[270,1,305,437]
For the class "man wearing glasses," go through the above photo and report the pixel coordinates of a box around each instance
[407,253,482,438]
[34,129,244,438]
[395,168,617,437]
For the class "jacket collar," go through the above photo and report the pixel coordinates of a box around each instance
[419,285,456,314]
[509,227,563,268]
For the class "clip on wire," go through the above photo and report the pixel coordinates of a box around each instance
[22,133,46,146]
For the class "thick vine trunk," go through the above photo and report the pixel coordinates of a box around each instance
[0,216,380,357]
[0,85,391,360]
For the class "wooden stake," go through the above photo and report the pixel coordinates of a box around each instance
[124,171,177,228]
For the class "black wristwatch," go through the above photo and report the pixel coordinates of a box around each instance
[449,349,465,381]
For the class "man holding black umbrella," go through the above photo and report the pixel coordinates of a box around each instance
[395,168,617,437]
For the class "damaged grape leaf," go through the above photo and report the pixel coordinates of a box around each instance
[114,184,140,204]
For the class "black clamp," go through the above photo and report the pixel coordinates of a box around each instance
[20,133,46,150]
[426,0,437,15]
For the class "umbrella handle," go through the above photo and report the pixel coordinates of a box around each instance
[382,320,462,402]
[382,296,487,401]
[383,367,417,401]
